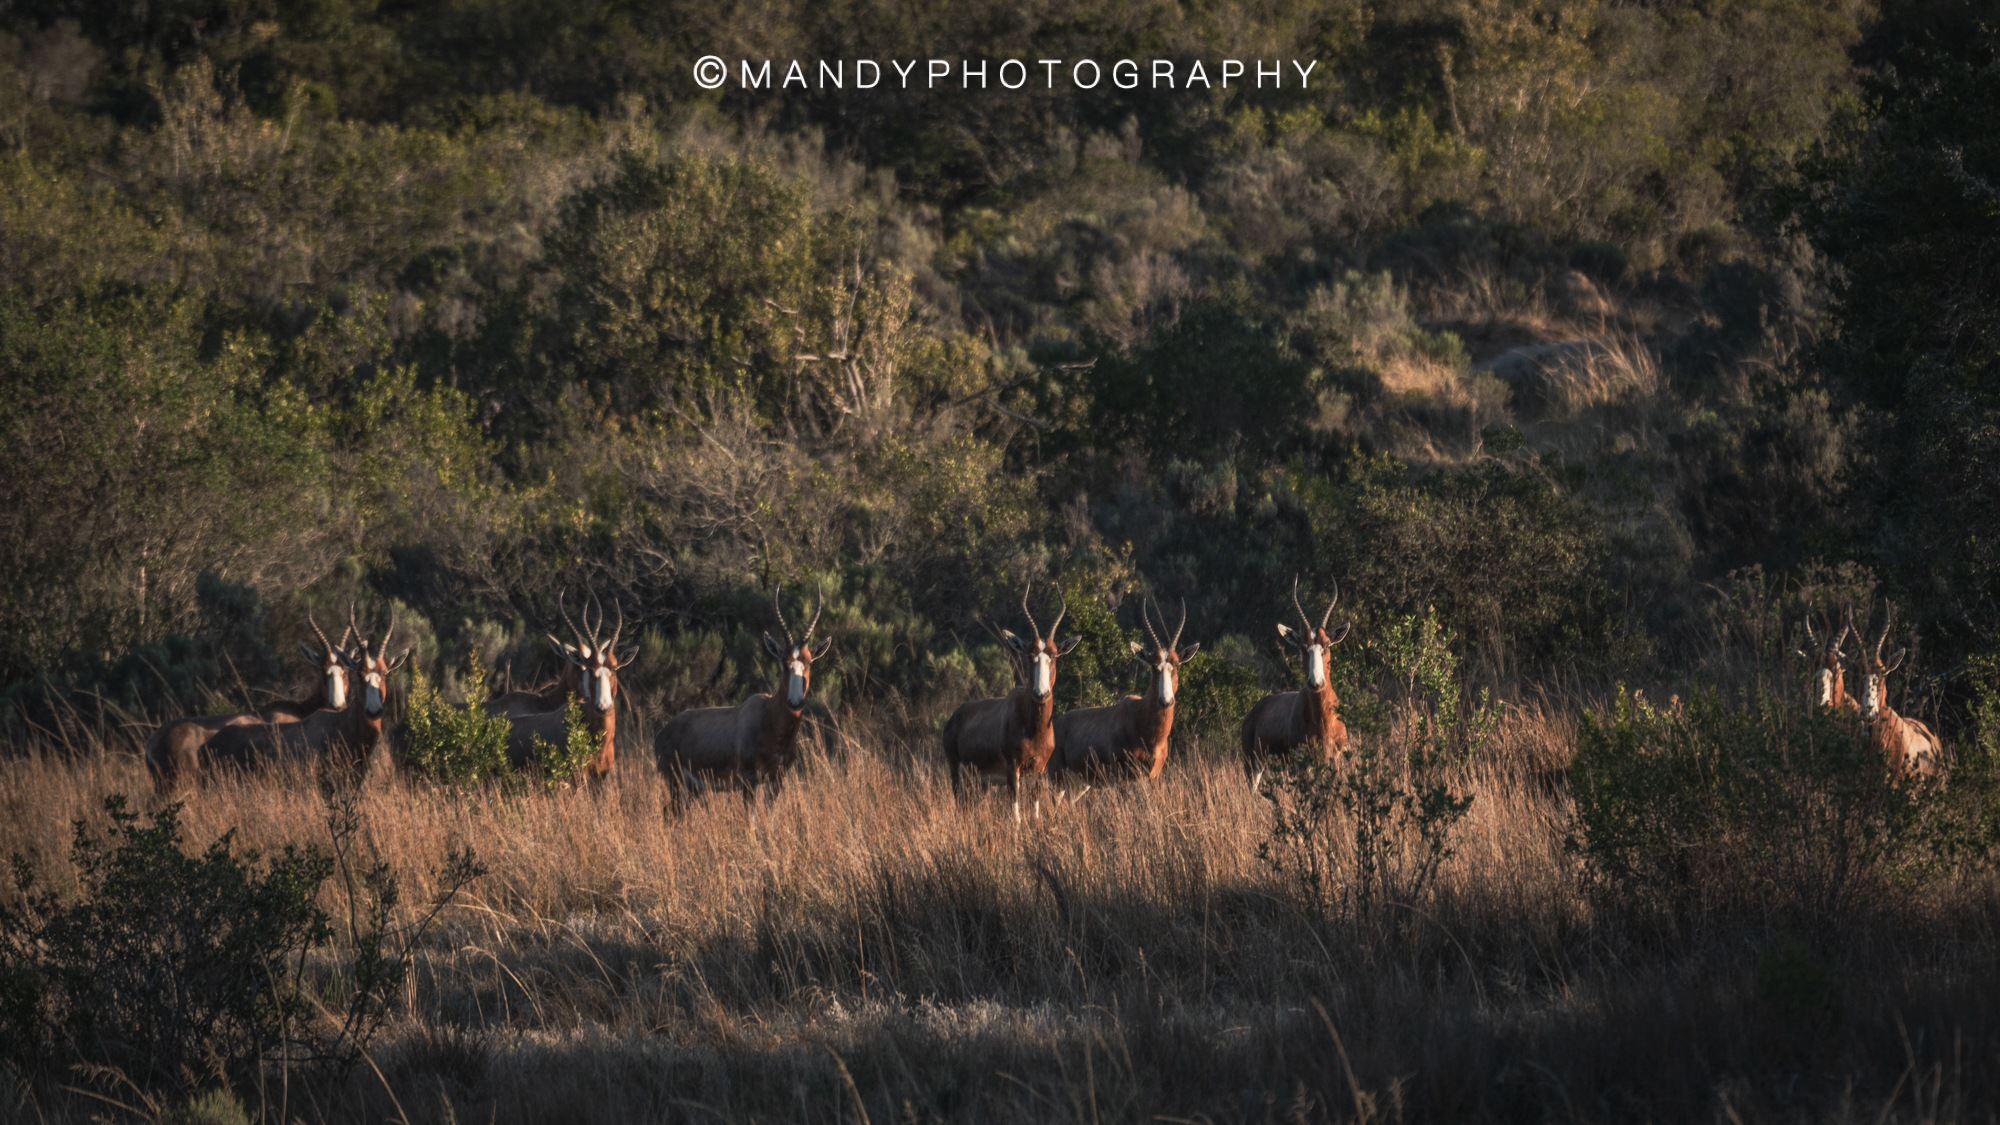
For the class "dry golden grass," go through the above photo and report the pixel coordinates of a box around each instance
[3,699,1999,1123]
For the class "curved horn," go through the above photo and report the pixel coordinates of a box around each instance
[308,610,337,660]
[1320,577,1340,633]
[1876,601,1895,661]
[377,615,394,660]
[1291,576,1312,636]
[1141,596,1163,653]
[348,602,366,655]
[608,596,625,653]
[559,589,588,654]
[337,616,356,653]
[805,583,825,642]
[1803,613,1818,651]
[1832,605,1853,657]
[1172,598,1188,651]
[773,584,795,648]
[1048,590,1067,639]
[1021,582,1041,642]
[588,589,611,653]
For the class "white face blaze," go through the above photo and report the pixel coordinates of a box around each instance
[1306,644,1326,689]
[363,668,385,717]
[1155,656,1176,706]
[326,664,349,711]
[1032,650,1052,698]
[593,666,615,712]
[1814,667,1833,707]
[787,653,808,707]
[1862,673,1883,718]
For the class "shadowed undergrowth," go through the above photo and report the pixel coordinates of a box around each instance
[1,695,1997,1123]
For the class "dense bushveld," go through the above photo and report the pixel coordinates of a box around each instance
[6,0,2000,1119]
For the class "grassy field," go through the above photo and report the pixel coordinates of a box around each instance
[3,691,1997,1125]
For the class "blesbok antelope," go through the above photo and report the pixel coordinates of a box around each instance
[147,612,356,794]
[202,609,408,787]
[1051,598,1198,782]
[1240,577,1353,786]
[483,591,600,721]
[654,585,832,810]
[1854,602,1943,781]
[940,585,1079,821]
[503,595,634,781]
[1797,607,1859,713]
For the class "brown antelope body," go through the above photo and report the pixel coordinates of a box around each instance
[147,614,355,794]
[202,611,407,787]
[483,592,598,721]
[504,596,632,781]
[1240,578,1352,785]
[941,586,1078,820]
[1855,602,1943,781]
[655,586,830,808]
[1052,599,1197,782]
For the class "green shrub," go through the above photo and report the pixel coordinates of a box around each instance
[401,650,512,787]
[1174,637,1267,743]
[0,796,481,1102]
[1257,608,1485,915]
[0,797,330,1095]
[1567,685,1964,921]
[528,698,599,788]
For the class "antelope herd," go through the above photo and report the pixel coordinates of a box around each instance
[139,581,1952,803]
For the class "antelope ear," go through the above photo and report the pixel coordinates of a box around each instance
[1128,640,1145,656]
[1277,623,1300,647]
[550,636,580,663]
[1178,643,1200,661]
[299,640,321,665]
[1328,623,1351,645]
[1883,648,1906,674]
[810,637,834,661]
[389,648,412,671]
[335,647,363,670]
[1055,635,1082,657]
[762,632,786,661]
[618,646,640,668]
[1002,630,1027,653]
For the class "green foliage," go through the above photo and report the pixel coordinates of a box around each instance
[528,699,598,788]
[401,651,512,788]
[540,151,857,420]
[1257,608,1483,914]
[1051,577,1137,712]
[1567,685,1972,921]
[0,796,482,1100]
[0,796,330,1095]
[1174,638,1267,741]
[1288,453,1618,665]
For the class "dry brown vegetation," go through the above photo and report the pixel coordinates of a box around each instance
[4,692,1999,1125]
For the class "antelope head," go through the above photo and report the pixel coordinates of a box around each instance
[1128,596,1199,707]
[562,590,637,715]
[1277,576,1350,691]
[1855,602,1908,720]
[1794,606,1852,707]
[338,605,410,719]
[300,611,357,710]
[1001,583,1081,700]
[763,583,832,710]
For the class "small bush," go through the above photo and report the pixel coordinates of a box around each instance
[0,796,482,1103]
[528,698,598,788]
[1567,685,1967,922]
[0,797,331,1096]
[401,650,512,787]
[1257,608,1485,914]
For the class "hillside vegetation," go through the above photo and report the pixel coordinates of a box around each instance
[4,0,2000,1120]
